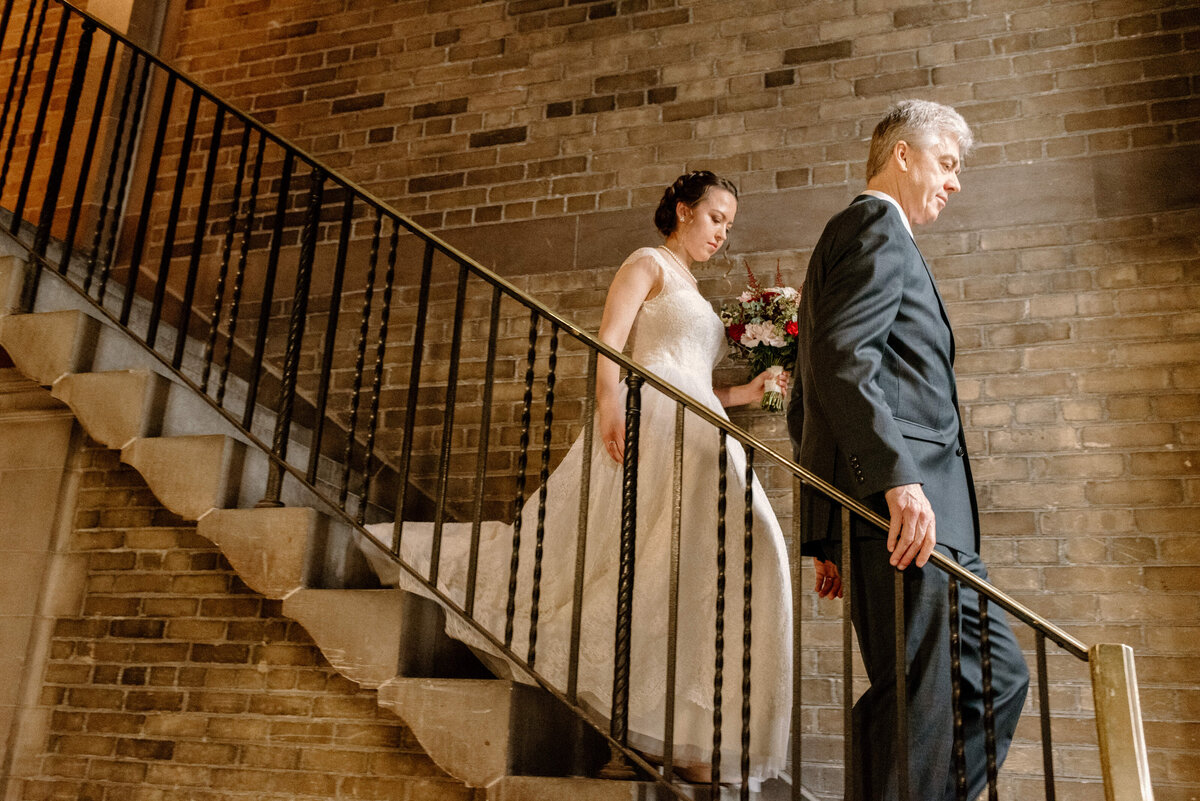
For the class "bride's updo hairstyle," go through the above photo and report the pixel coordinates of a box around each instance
[654,170,739,236]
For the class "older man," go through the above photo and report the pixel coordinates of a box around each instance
[787,100,1029,800]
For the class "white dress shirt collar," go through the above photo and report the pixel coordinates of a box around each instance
[860,189,914,240]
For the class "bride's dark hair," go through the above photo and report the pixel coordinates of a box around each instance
[654,170,738,236]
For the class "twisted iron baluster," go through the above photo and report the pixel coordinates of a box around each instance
[466,285,503,617]
[505,310,539,649]
[146,89,200,349]
[0,0,48,201]
[216,131,264,407]
[981,595,999,801]
[528,323,558,667]
[1036,632,1056,801]
[949,576,968,801]
[60,32,117,274]
[359,220,398,525]
[173,105,226,369]
[258,167,325,508]
[201,124,250,394]
[430,260,470,585]
[338,212,381,511]
[711,431,728,794]
[600,371,643,781]
[841,507,854,801]
[14,2,68,235]
[95,53,149,303]
[740,445,754,800]
[662,402,684,780]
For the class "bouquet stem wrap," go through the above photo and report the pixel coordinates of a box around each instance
[762,364,785,411]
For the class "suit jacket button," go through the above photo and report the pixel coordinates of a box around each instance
[955,446,964,456]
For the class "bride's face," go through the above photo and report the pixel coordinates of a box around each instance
[674,188,737,263]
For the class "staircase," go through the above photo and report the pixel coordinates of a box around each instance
[0,246,796,801]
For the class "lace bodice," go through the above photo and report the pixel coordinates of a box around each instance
[628,247,727,377]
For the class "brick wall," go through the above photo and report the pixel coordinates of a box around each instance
[4,0,1197,797]
[12,438,476,801]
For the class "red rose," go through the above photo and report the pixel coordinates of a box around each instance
[728,323,746,341]
[785,320,798,336]
[762,291,778,302]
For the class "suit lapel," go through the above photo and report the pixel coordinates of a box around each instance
[911,240,956,364]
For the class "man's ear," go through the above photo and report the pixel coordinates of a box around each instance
[894,140,910,172]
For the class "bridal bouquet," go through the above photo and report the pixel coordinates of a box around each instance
[718,263,799,411]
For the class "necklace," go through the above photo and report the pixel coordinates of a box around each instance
[658,245,696,285]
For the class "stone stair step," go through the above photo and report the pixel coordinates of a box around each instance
[0,308,100,386]
[51,369,169,449]
[121,434,244,520]
[377,677,607,788]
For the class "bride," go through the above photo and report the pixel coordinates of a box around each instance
[371,171,793,786]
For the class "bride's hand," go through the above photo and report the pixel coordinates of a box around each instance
[598,398,625,464]
[743,368,790,404]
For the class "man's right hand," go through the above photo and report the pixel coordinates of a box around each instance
[884,483,936,569]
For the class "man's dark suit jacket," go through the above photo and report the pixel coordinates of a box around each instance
[788,195,979,556]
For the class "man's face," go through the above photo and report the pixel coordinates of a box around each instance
[897,134,961,226]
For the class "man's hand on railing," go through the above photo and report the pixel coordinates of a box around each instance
[885,483,937,569]
[813,558,843,599]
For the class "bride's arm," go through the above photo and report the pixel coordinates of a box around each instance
[596,254,659,463]
[714,368,790,407]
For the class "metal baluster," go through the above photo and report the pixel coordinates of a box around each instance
[392,238,432,541]
[25,11,92,309]
[430,260,470,586]
[895,566,909,801]
[306,192,354,484]
[146,89,200,349]
[505,309,538,649]
[841,507,854,801]
[740,445,754,800]
[60,32,117,274]
[13,2,68,236]
[33,11,90,259]
[338,212,381,511]
[201,124,250,394]
[0,0,47,201]
[711,430,728,794]
[120,71,176,327]
[466,285,503,618]
[980,595,999,801]
[259,166,324,507]
[662,403,684,781]
[216,131,264,407]
[0,0,17,67]
[241,147,293,430]
[1036,632,1056,801]
[600,371,643,781]
[949,576,968,801]
[527,323,558,667]
[172,105,226,369]
[0,0,35,162]
[94,53,149,303]
[791,478,804,801]
[360,220,398,526]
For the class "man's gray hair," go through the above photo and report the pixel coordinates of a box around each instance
[866,99,974,180]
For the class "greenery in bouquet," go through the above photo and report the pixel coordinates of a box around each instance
[718,262,800,410]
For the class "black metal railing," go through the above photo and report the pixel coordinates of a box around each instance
[0,3,1140,800]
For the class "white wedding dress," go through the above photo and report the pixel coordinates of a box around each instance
[368,246,792,784]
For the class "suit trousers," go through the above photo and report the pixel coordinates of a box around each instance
[824,534,1029,801]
